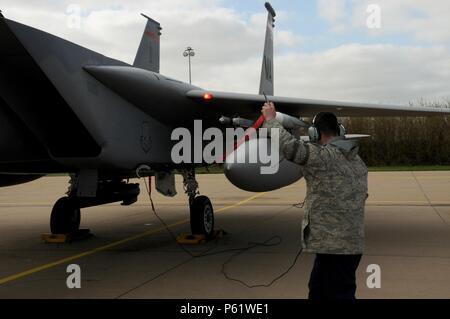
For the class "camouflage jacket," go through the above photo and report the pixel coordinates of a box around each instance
[264,119,368,255]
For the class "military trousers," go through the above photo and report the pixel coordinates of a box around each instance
[308,253,362,300]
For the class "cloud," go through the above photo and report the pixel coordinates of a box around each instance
[2,0,450,105]
[276,44,450,104]
[318,0,450,44]
[203,42,450,104]
[317,0,349,32]
[2,1,300,77]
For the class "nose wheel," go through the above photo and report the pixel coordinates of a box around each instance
[182,168,215,239]
[190,195,214,238]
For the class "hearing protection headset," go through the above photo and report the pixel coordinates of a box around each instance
[308,113,346,143]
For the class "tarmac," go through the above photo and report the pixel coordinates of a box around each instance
[0,172,449,299]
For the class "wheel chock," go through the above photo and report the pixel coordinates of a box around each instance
[41,233,68,243]
[176,229,227,245]
[41,229,92,243]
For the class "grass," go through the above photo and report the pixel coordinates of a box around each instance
[368,165,450,172]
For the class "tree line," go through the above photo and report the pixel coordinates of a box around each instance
[342,101,450,166]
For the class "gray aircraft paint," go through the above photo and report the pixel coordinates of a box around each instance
[225,138,303,192]
[259,2,276,97]
[1,18,174,173]
[133,14,161,73]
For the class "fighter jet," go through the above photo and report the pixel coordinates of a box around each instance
[0,3,449,237]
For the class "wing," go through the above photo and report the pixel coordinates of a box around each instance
[187,90,450,119]
[187,3,449,121]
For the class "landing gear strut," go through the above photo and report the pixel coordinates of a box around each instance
[182,169,215,238]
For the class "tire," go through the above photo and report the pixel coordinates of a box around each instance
[50,197,81,234]
[190,196,214,238]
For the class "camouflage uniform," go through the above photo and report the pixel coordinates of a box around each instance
[264,119,368,255]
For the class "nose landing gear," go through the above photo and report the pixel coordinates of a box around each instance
[182,169,215,239]
[190,195,214,238]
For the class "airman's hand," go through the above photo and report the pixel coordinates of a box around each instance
[262,102,276,121]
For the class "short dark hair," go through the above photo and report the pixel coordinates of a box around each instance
[313,112,339,136]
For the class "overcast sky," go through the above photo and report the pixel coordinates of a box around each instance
[3,0,450,104]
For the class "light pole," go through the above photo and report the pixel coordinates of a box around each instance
[183,47,195,84]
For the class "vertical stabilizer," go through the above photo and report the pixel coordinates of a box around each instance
[133,14,161,73]
[259,2,276,96]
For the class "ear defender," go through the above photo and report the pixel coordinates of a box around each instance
[308,113,346,142]
[308,126,320,142]
[308,114,320,142]
[338,123,346,137]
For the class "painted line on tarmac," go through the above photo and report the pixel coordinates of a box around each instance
[0,192,266,286]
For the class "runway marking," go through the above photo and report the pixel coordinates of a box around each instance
[0,192,266,286]
[411,171,448,226]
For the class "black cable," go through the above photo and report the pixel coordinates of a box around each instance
[293,200,305,209]
[220,236,303,289]
[142,177,304,289]
[143,178,213,258]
